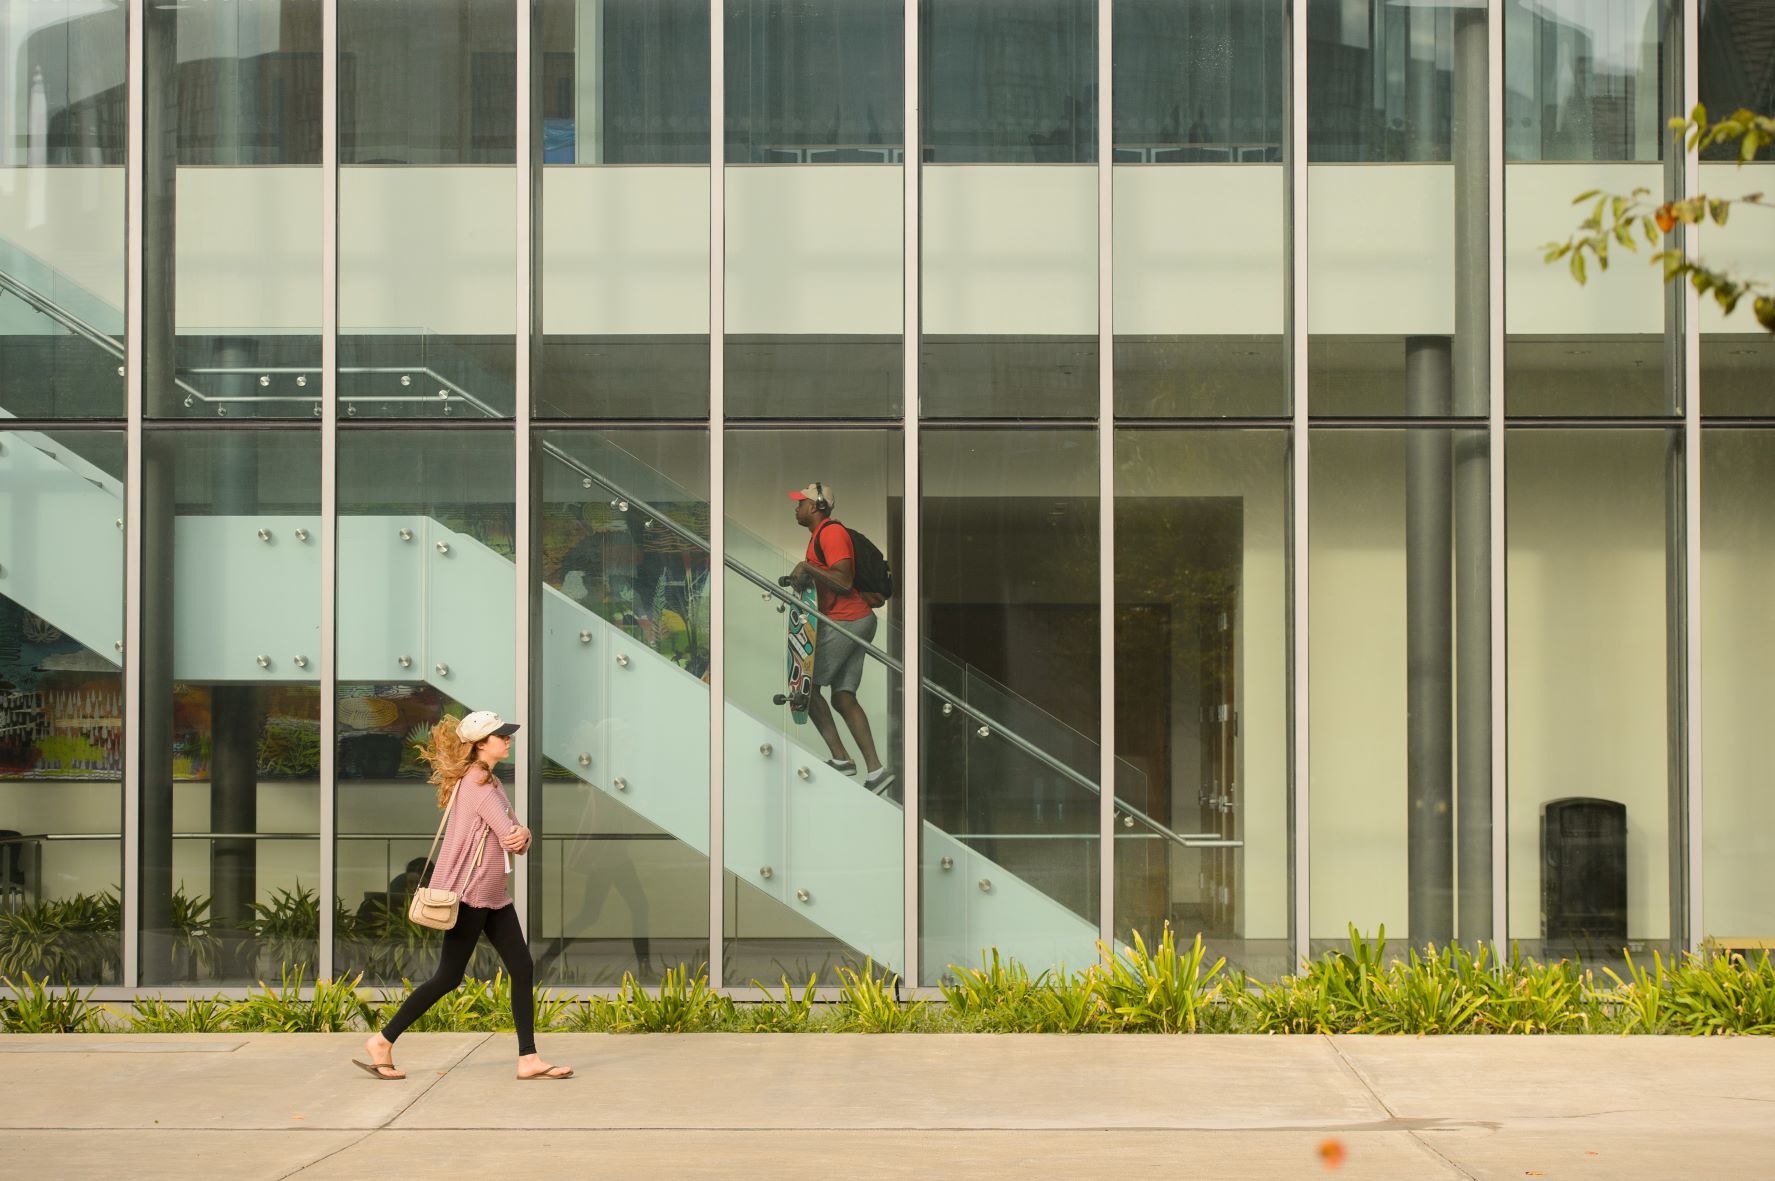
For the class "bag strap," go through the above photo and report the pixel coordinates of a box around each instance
[812,519,837,566]
[419,777,464,889]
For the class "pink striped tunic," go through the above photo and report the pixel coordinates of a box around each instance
[429,766,517,909]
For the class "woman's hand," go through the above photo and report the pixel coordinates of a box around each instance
[501,824,532,855]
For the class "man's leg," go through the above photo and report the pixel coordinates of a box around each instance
[831,689,882,774]
[806,688,852,763]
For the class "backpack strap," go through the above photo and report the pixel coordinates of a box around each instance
[811,519,837,567]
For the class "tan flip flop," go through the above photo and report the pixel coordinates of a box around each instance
[519,1065,574,1080]
[351,1058,407,1081]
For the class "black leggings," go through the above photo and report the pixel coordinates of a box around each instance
[382,903,537,1056]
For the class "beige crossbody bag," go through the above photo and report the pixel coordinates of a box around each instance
[408,779,489,932]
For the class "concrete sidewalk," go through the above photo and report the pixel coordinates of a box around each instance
[3,1033,1771,1179]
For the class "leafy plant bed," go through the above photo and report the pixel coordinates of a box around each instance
[5,927,1774,1036]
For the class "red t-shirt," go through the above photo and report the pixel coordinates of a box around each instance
[807,521,874,621]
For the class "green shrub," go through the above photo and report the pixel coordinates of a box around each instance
[598,964,735,1033]
[739,975,822,1032]
[228,967,375,1032]
[127,994,235,1033]
[833,960,923,1032]
[941,951,1107,1033]
[1095,925,1226,1033]
[0,890,122,984]
[0,975,108,1032]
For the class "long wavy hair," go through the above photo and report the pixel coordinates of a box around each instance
[413,717,495,808]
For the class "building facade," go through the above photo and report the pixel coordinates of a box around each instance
[0,0,1771,996]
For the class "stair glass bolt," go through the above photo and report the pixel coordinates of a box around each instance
[577,753,591,767]
[796,766,811,780]
[978,879,992,893]
[435,663,449,677]
[759,743,773,757]
[613,777,628,791]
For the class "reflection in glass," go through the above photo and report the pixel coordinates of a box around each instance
[1503,1,1673,417]
[0,1,126,419]
[1507,429,1680,965]
[1698,0,1774,412]
[536,429,711,987]
[339,0,516,419]
[1113,0,1286,418]
[334,428,515,985]
[1308,0,1488,417]
[537,0,710,419]
[1114,430,1290,977]
[922,429,1098,982]
[723,429,903,982]
[141,430,321,985]
[154,0,323,420]
[725,1,904,419]
[1310,428,1490,954]
[1701,431,1775,943]
[1505,0,1669,163]
[921,1,1098,418]
[0,430,125,984]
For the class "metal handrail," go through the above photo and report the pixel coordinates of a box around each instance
[537,443,1221,852]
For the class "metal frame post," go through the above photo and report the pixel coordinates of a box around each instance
[1096,0,1116,948]
[123,0,145,989]
[1680,0,1702,953]
[317,0,339,983]
[1286,0,1310,970]
[902,0,922,990]
[513,0,537,937]
[708,0,727,990]
[1487,0,1509,948]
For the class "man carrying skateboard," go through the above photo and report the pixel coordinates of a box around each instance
[789,482,894,795]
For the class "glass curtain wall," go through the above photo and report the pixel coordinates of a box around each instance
[334,428,516,985]
[1113,0,1286,417]
[921,0,1098,418]
[0,1,127,420]
[1114,430,1290,978]
[535,428,711,987]
[1697,0,1774,945]
[338,0,516,419]
[724,428,903,984]
[0,1,127,984]
[536,0,710,418]
[140,430,322,986]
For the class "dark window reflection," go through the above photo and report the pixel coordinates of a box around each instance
[1701,0,1775,161]
[1114,0,1284,163]
[922,0,1097,164]
[538,0,711,165]
[726,0,904,164]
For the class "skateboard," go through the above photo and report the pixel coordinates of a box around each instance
[771,575,818,724]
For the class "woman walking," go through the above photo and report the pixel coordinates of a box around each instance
[355,710,572,1081]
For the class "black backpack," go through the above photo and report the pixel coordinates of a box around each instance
[814,520,895,602]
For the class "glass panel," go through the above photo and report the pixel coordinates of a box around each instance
[1113,429,1290,977]
[1309,428,1491,953]
[1308,0,1490,417]
[1504,1,1676,417]
[1698,0,1774,414]
[141,430,321,986]
[921,428,1098,982]
[722,429,903,983]
[339,0,515,419]
[1701,430,1775,945]
[921,0,1098,418]
[535,428,710,987]
[0,429,125,984]
[1507,428,1680,965]
[154,0,323,420]
[0,1,127,419]
[1113,0,1286,419]
[334,428,515,985]
[725,0,904,419]
[537,0,711,419]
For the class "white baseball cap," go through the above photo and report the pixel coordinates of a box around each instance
[457,711,519,743]
[789,482,834,512]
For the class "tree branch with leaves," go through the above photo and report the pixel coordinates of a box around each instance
[1544,106,1774,333]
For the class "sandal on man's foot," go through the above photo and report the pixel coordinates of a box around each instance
[351,1059,406,1081]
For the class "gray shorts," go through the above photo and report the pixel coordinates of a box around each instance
[813,611,877,695]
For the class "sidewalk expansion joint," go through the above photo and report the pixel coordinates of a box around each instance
[1324,1036,1479,1181]
[272,1033,492,1179]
